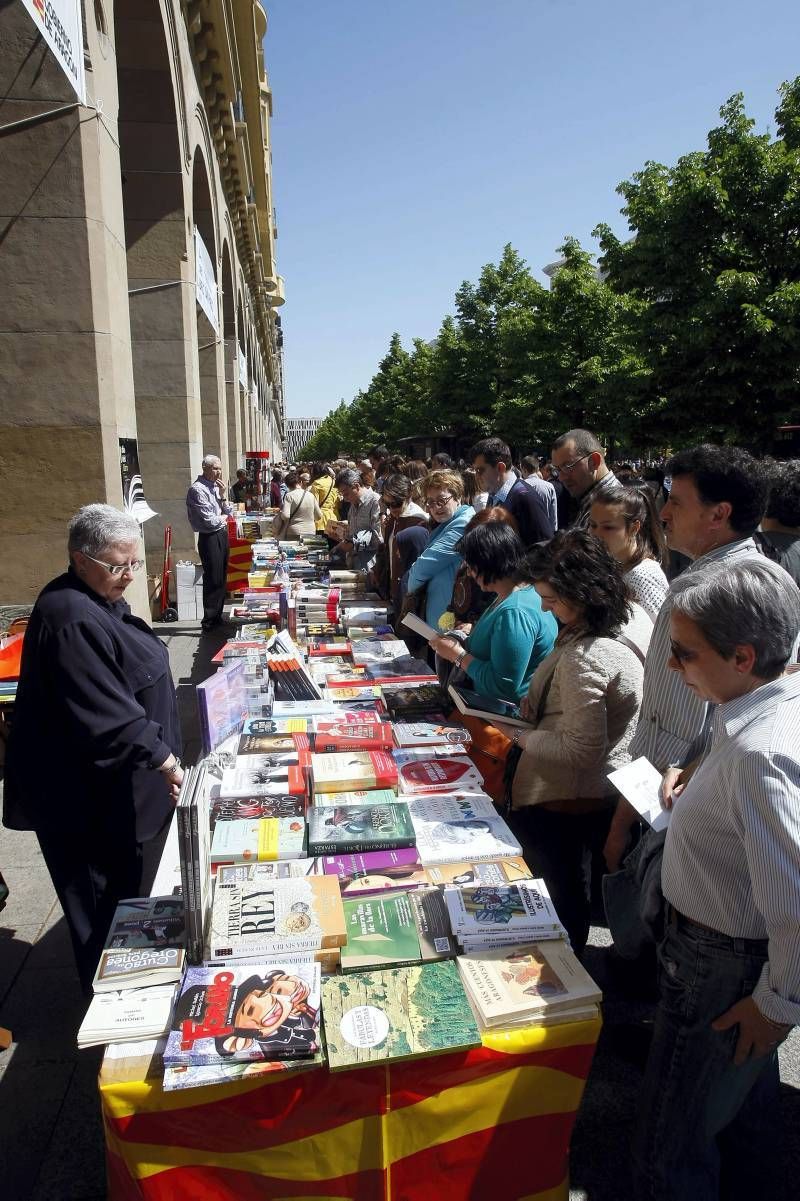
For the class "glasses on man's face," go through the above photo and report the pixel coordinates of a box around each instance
[426,494,454,510]
[669,638,694,667]
[83,553,144,578]
[551,453,590,480]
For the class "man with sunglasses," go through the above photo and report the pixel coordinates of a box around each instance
[550,428,621,527]
[603,444,796,872]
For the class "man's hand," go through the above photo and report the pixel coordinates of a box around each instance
[603,824,630,873]
[660,766,684,810]
[711,996,791,1065]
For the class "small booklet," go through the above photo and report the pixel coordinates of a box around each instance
[607,756,670,831]
[401,612,438,642]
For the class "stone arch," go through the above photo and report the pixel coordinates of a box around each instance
[191,144,227,473]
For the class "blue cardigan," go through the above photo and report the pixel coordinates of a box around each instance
[406,504,475,629]
[465,587,557,702]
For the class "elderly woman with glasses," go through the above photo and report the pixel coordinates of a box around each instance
[372,474,428,609]
[405,470,475,631]
[631,560,800,1201]
[3,505,183,992]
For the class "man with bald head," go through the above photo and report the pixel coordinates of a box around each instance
[186,454,233,630]
[550,428,621,527]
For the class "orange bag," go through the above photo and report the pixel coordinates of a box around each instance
[0,633,24,681]
[461,712,512,805]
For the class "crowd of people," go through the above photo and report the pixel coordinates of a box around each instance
[268,430,800,1200]
[5,427,800,1201]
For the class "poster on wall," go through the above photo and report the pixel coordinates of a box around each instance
[238,346,248,390]
[20,0,86,104]
[194,228,219,332]
[119,438,157,523]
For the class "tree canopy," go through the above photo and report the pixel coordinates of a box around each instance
[299,80,800,461]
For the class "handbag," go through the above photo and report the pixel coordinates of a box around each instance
[273,494,302,537]
[601,826,667,959]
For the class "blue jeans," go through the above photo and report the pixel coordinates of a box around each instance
[631,918,780,1200]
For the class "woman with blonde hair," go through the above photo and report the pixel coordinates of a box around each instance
[405,470,474,630]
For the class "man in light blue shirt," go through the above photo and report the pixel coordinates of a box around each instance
[186,454,233,630]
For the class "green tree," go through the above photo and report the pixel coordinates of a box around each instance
[596,80,800,450]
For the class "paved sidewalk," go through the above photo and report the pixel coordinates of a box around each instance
[0,624,798,1199]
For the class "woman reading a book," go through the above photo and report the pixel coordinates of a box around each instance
[429,522,558,704]
[3,505,183,992]
[492,530,652,954]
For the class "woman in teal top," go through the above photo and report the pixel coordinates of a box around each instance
[430,523,557,702]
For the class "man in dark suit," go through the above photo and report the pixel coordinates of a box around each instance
[470,438,555,548]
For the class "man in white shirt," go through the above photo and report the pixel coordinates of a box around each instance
[186,454,232,630]
[520,454,559,530]
[631,560,799,1201]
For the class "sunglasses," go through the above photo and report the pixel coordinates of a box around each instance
[384,498,403,509]
[669,638,694,666]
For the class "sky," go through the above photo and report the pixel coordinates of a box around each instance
[266,0,800,420]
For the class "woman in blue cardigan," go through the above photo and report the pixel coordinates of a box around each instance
[405,470,475,629]
[430,522,557,702]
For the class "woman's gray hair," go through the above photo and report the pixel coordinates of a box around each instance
[67,504,142,557]
[671,559,800,679]
[335,468,361,490]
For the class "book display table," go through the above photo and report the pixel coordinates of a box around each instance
[100,1014,600,1201]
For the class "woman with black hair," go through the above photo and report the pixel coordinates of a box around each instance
[429,522,557,703]
[492,529,652,954]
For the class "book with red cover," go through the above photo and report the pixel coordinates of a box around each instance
[395,755,485,795]
[308,640,352,658]
[294,724,393,754]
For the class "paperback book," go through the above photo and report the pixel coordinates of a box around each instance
[196,660,247,754]
[219,758,306,798]
[208,875,346,960]
[424,857,532,887]
[322,960,481,1072]
[163,960,322,1065]
[210,793,306,827]
[310,750,398,793]
[216,858,319,885]
[392,717,471,748]
[312,788,398,807]
[443,879,566,947]
[78,984,179,1049]
[307,802,416,856]
[339,891,423,971]
[296,723,394,754]
[321,847,429,896]
[448,684,531,729]
[350,639,410,665]
[209,817,307,865]
[237,732,297,754]
[162,1050,326,1092]
[395,754,485,796]
[407,793,522,866]
[456,941,602,1028]
[382,684,449,715]
[92,896,185,992]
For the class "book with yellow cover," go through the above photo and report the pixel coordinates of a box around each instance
[208,874,347,960]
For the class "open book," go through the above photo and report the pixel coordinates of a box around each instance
[448,683,532,729]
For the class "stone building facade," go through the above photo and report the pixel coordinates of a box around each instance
[0,1,285,616]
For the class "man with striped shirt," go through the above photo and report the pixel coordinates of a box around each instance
[631,560,799,1200]
[603,444,786,870]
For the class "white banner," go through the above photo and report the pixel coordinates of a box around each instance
[250,385,258,411]
[238,346,248,390]
[20,0,86,104]
[194,228,219,332]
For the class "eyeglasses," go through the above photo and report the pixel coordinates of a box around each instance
[426,494,454,510]
[83,553,144,577]
[384,498,403,509]
[550,453,590,479]
[669,638,694,667]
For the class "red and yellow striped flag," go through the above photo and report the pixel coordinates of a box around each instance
[101,1017,600,1200]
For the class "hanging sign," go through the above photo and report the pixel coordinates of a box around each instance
[238,346,248,389]
[119,438,157,523]
[194,228,219,332]
[20,1,86,105]
[250,384,258,411]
